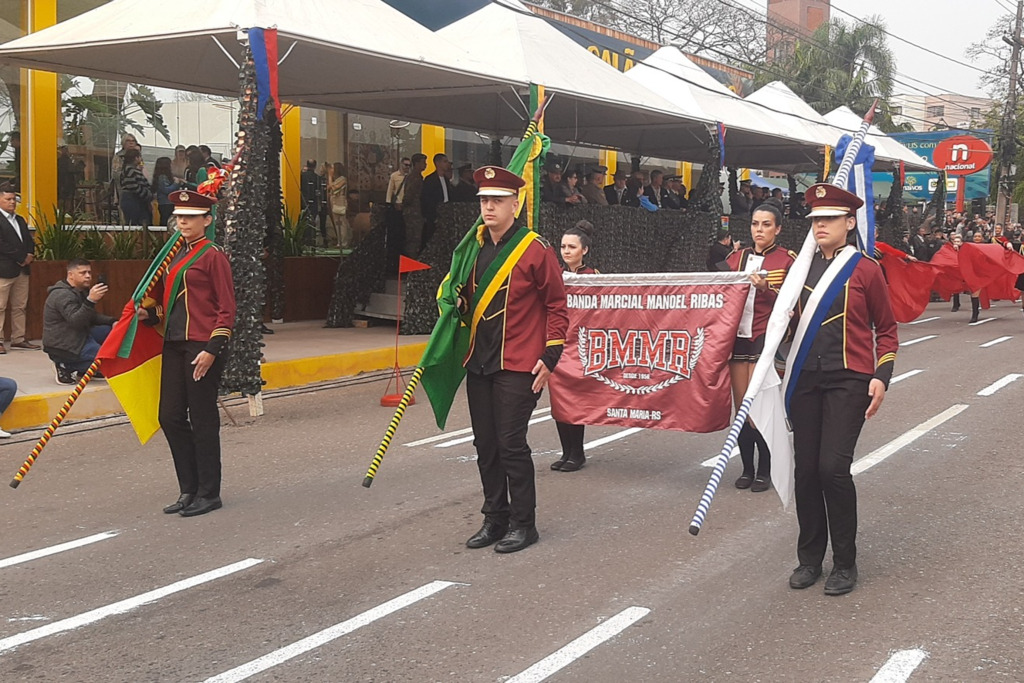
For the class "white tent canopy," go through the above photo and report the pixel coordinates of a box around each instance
[824,106,935,172]
[0,0,517,121]
[626,48,828,171]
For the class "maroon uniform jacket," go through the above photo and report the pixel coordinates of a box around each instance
[798,246,899,387]
[145,238,236,356]
[564,263,598,274]
[464,229,569,374]
[727,243,796,338]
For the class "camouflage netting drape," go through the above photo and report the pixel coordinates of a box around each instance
[264,112,286,321]
[219,45,281,396]
[324,209,388,327]
[876,167,907,249]
[923,170,947,232]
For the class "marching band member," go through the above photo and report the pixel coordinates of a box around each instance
[726,204,795,492]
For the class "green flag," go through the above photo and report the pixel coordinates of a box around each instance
[419,120,550,428]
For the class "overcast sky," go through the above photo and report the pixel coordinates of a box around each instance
[829,0,1005,99]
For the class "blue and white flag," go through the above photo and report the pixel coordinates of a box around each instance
[834,134,876,254]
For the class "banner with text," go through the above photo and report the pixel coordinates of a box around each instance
[549,272,750,433]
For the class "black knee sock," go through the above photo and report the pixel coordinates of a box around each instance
[753,429,771,478]
[952,293,960,310]
[738,422,756,476]
[971,296,980,321]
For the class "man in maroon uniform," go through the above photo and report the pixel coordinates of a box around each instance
[462,166,569,553]
[140,190,236,517]
[788,184,898,595]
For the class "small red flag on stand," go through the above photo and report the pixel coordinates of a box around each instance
[381,256,432,407]
[399,255,431,273]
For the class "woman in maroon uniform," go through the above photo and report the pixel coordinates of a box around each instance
[551,221,598,472]
[726,204,795,492]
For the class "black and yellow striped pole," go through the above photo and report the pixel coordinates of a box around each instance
[9,237,183,489]
[362,366,424,488]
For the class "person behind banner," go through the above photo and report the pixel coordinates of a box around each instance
[138,189,236,518]
[462,165,569,554]
[550,220,598,473]
[726,204,796,493]
[787,183,898,596]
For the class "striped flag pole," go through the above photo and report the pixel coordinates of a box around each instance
[9,236,183,490]
[362,367,424,488]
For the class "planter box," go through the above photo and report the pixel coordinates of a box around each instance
[8,256,340,341]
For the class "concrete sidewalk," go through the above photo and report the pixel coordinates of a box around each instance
[0,321,429,435]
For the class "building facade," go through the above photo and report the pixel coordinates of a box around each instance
[766,0,831,63]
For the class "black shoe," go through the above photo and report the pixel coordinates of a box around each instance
[260,324,275,335]
[550,457,567,471]
[824,565,858,595]
[55,364,75,385]
[789,564,822,589]
[750,476,771,493]
[735,474,754,489]
[559,455,586,472]
[466,520,508,549]
[494,527,539,553]
[179,496,223,517]
[163,493,195,514]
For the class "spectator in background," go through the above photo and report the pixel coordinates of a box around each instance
[451,163,478,202]
[0,183,37,353]
[789,191,809,219]
[151,156,183,226]
[643,169,667,208]
[402,153,427,255]
[767,188,785,212]
[729,175,753,217]
[541,162,567,204]
[327,162,350,250]
[42,258,115,385]
[623,177,645,208]
[198,145,221,169]
[910,225,928,259]
[300,159,321,242]
[170,145,188,178]
[184,147,206,187]
[57,139,83,215]
[580,165,609,206]
[118,148,153,226]
[562,168,587,205]
[0,375,15,438]
[707,227,734,271]
[386,157,411,207]
[663,175,688,210]
[421,153,452,249]
[605,169,629,205]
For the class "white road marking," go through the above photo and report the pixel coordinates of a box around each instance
[505,606,651,683]
[907,316,939,325]
[0,531,119,570]
[852,405,969,476]
[203,581,461,683]
[980,335,1012,348]
[969,317,995,326]
[436,415,552,448]
[404,408,551,447]
[869,648,928,683]
[0,558,263,655]
[889,369,923,385]
[977,373,1024,397]
[701,446,739,468]
[583,427,644,450]
[899,335,937,347]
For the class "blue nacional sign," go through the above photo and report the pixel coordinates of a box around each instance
[873,130,994,202]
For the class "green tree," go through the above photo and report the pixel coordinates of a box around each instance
[756,17,905,132]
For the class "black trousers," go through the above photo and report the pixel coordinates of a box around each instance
[159,341,225,499]
[466,370,540,529]
[555,421,585,463]
[790,369,872,569]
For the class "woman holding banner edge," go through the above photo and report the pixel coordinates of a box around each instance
[725,205,796,493]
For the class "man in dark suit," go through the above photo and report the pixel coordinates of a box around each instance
[643,169,668,208]
[420,152,452,251]
[0,183,38,354]
[604,169,629,205]
[450,163,478,203]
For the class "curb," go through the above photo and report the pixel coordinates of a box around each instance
[0,342,428,434]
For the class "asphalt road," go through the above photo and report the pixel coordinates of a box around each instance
[2,300,1023,682]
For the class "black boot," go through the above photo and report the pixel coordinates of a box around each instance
[970,296,980,323]
[951,293,960,312]
[752,429,772,492]
[735,422,756,489]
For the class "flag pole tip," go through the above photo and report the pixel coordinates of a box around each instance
[688,524,700,536]
[9,479,21,489]
[362,477,374,488]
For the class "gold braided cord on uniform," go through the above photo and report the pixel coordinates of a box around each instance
[9,238,184,489]
[362,367,424,487]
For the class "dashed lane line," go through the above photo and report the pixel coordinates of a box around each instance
[504,606,651,683]
[980,335,1012,348]
[404,408,551,447]
[869,648,928,683]
[968,317,995,326]
[889,369,923,384]
[583,427,644,451]
[907,316,939,325]
[899,335,937,347]
[0,531,119,570]
[203,581,462,683]
[0,558,263,655]
[436,415,552,448]
[851,405,969,476]
[977,373,1024,397]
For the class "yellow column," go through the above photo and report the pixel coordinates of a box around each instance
[421,124,446,175]
[19,0,58,223]
[600,150,616,186]
[280,104,301,220]
[739,168,751,182]
[679,162,693,192]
